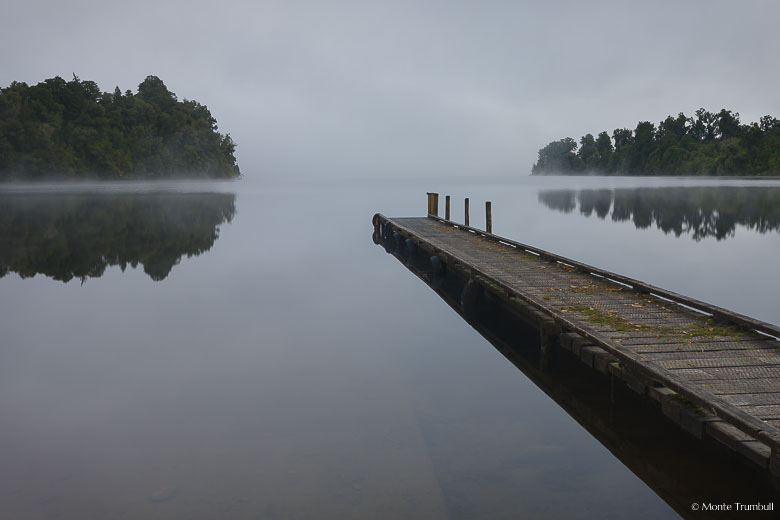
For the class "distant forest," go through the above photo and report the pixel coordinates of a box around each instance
[532,109,780,176]
[0,75,240,179]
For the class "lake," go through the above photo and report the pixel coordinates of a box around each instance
[1,176,779,519]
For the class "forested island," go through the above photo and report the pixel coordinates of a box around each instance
[0,75,240,179]
[532,109,780,176]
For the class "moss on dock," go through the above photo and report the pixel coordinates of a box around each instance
[670,393,708,417]
[563,305,649,331]
[677,318,751,339]
[563,306,751,340]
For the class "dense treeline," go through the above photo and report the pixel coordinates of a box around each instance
[538,187,780,240]
[0,192,236,281]
[532,109,780,176]
[0,75,240,179]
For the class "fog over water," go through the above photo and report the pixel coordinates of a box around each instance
[1,177,779,519]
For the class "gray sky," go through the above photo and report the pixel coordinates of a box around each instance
[2,0,779,179]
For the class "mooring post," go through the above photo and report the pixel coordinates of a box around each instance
[485,201,492,233]
[464,198,470,226]
[445,195,451,220]
[432,193,439,217]
[426,193,432,215]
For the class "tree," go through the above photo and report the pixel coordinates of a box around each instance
[759,115,780,132]
[690,108,716,141]
[137,76,177,108]
[715,109,741,139]
[612,128,633,149]
[595,131,613,171]
[532,137,579,174]
[657,113,688,143]
[577,133,598,170]
[629,121,655,173]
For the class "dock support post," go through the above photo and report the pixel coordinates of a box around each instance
[610,372,616,404]
[539,321,559,372]
[485,201,492,233]
[465,198,470,226]
[432,193,439,217]
[770,442,780,477]
[445,195,450,220]
[426,193,433,215]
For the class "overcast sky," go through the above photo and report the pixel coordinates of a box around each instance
[2,0,779,179]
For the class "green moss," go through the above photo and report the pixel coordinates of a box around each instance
[670,393,707,416]
[569,284,600,293]
[564,305,752,340]
[563,305,650,331]
[475,276,502,292]
[566,282,624,294]
[677,319,750,339]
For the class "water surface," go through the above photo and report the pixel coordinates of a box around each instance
[1,176,779,519]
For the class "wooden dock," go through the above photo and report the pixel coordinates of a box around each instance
[373,194,780,478]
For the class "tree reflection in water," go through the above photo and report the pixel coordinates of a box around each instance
[0,191,236,282]
[538,186,780,240]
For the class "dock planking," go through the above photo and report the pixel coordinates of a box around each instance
[373,200,780,477]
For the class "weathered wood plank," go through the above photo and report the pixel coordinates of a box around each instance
[672,366,780,381]
[651,355,780,370]
[616,338,776,349]
[739,405,780,420]
[721,393,780,407]
[700,380,780,395]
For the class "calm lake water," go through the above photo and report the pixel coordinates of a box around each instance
[1,176,779,519]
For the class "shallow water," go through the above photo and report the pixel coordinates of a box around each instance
[1,176,779,519]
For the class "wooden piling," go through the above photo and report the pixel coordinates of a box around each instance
[485,201,492,233]
[445,195,451,220]
[432,193,439,217]
[426,193,433,215]
[465,198,470,226]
